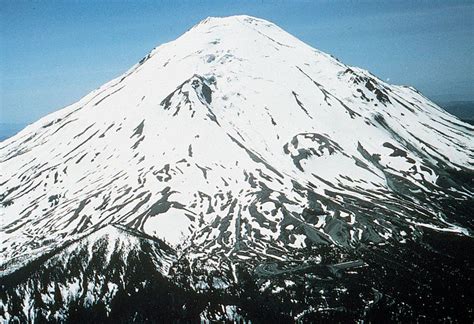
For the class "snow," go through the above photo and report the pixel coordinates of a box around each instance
[290,234,306,248]
[143,210,192,246]
[0,14,472,274]
[408,219,470,236]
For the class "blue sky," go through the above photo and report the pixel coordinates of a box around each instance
[1,0,473,125]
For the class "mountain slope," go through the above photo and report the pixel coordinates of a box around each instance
[1,15,473,322]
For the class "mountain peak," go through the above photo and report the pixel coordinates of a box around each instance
[1,15,473,322]
[183,14,292,48]
[196,14,271,26]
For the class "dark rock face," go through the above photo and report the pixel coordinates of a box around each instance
[1,222,472,322]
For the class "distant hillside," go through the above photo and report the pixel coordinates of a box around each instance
[437,101,474,123]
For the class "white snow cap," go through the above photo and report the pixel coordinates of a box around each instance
[1,14,472,274]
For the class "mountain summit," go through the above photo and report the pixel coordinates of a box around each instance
[1,15,473,322]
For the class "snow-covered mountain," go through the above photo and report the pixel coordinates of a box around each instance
[1,15,473,322]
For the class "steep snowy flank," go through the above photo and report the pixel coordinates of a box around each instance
[0,14,473,321]
[1,14,473,272]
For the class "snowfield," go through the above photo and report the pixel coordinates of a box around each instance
[1,15,473,322]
